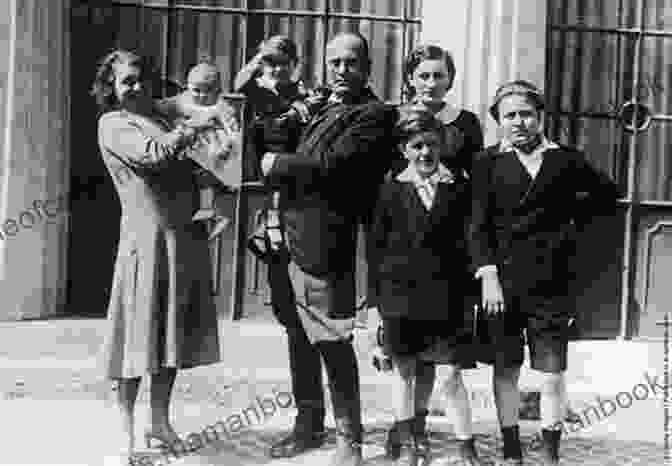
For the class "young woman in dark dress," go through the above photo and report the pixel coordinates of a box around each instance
[401,44,484,177]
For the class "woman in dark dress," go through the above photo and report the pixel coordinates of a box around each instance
[401,44,484,177]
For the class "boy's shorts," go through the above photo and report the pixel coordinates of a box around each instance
[382,317,477,369]
[476,295,573,373]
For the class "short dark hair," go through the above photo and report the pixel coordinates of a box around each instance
[397,105,464,157]
[403,44,456,101]
[90,49,156,114]
[257,35,299,63]
[396,105,444,143]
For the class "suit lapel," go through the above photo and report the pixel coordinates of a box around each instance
[494,151,534,206]
[400,182,430,236]
[427,182,457,225]
[300,104,345,148]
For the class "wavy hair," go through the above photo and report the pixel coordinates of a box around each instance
[90,49,157,114]
[402,44,456,101]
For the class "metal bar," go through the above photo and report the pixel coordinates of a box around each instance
[400,0,408,102]
[229,0,251,321]
[230,96,248,321]
[321,0,330,85]
[658,313,672,463]
[111,1,420,23]
[619,0,646,340]
[241,0,249,76]
[160,1,173,97]
[551,110,672,123]
[631,199,672,208]
[550,23,672,38]
[664,312,672,466]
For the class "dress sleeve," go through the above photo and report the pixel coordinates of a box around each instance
[368,181,394,307]
[98,112,186,176]
[468,151,497,274]
[456,111,484,177]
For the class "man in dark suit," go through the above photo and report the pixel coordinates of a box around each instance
[469,80,620,466]
[261,32,398,466]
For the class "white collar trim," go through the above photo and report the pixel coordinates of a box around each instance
[396,162,455,184]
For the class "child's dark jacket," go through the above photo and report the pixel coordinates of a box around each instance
[468,143,621,316]
[370,166,475,322]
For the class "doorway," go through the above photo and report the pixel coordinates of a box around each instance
[546,0,672,339]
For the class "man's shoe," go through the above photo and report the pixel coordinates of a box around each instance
[268,430,326,458]
[329,419,363,466]
[495,458,524,466]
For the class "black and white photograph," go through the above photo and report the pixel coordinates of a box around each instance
[0,1,668,465]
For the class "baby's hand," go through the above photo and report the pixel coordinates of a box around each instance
[184,112,216,131]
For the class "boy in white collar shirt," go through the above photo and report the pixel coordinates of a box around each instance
[469,80,620,466]
[370,107,484,466]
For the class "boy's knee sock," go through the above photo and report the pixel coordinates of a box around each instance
[540,375,566,428]
[501,425,522,459]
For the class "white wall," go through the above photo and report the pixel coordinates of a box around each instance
[0,0,70,320]
[421,0,548,146]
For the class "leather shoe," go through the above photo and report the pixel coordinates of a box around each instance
[268,430,326,458]
[495,458,524,466]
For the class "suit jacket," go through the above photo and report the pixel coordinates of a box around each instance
[370,172,476,321]
[266,90,399,280]
[469,144,621,314]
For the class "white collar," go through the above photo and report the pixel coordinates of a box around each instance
[409,100,462,125]
[434,103,462,125]
[396,162,455,184]
[499,136,559,156]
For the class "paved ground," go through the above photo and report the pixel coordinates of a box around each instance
[0,318,667,465]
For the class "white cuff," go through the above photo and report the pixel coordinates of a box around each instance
[475,265,498,279]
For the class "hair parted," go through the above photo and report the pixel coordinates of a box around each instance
[403,44,456,101]
[396,105,445,143]
[90,49,157,114]
[396,104,465,157]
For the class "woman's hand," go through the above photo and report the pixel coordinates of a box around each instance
[481,270,505,315]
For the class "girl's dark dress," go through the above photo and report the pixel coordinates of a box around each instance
[370,164,477,365]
